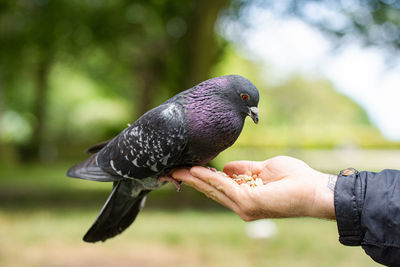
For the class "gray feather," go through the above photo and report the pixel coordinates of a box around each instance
[67,154,120,182]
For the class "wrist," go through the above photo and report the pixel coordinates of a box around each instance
[309,172,336,220]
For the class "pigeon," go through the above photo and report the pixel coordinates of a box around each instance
[67,74,260,243]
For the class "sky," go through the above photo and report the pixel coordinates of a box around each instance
[221,6,400,141]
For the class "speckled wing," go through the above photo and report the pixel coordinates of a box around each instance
[96,103,188,179]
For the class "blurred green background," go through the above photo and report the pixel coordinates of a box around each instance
[1,0,400,266]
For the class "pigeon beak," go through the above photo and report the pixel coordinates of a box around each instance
[248,106,259,124]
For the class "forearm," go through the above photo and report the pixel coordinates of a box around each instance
[307,172,336,220]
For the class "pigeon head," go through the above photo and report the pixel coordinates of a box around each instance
[218,75,260,124]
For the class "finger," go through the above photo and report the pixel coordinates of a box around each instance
[223,161,262,177]
[173,168,236,196]
[190,166,240,197]
[172,169,240,212]
[172,169,195,183]
[260,157,293,182]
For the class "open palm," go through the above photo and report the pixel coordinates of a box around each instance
[172,156,335,221]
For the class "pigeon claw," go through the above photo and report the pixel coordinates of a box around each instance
[158,175,181,192]
[207,167,217,172]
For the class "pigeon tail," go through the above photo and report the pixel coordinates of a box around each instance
[83,180,150,243]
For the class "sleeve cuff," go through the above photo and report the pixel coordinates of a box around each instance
[334,168,363,246]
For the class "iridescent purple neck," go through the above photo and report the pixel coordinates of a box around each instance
[181,77,246,164]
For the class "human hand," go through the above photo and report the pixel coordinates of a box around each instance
[172,156,336,221]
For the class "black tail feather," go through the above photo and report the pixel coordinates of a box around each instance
[83,180,150,243]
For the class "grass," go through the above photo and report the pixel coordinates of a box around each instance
[0,209,379,267]
[0,159,383,267]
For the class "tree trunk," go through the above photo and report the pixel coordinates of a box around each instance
[135,63,159,117]
[134,41,167,118]
[183,0,228,89]
[0,75,4,159]
[24,53,52,160]
[132,0,227,117]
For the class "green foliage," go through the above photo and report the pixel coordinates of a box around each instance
[1,0,400,162]
[0,0,228,161]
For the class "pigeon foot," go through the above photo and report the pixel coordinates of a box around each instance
[207,167,217,172]
[158,175,181,192]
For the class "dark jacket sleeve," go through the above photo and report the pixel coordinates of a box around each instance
[334,169,400,266]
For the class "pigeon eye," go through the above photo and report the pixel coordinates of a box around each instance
[241,94,249,101]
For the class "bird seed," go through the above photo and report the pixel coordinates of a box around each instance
[216,171,264,187]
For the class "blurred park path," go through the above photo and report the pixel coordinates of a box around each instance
[292,148,400,173]
[217,148,400,174]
